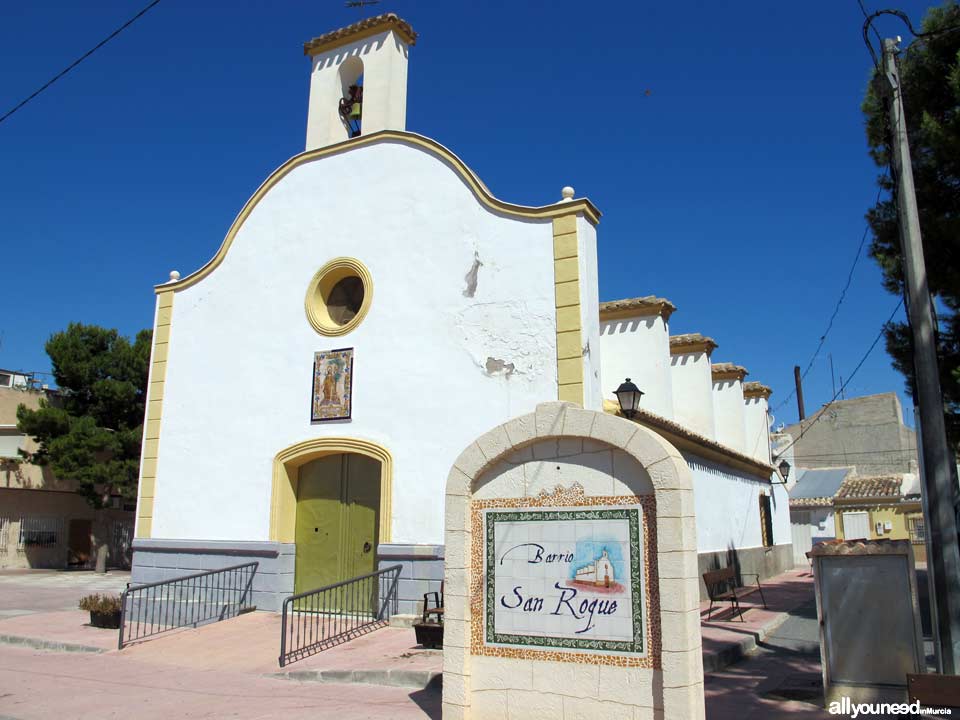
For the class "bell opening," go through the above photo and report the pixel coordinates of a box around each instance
[338,58,364,138]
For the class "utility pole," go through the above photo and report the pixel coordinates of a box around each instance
[884,37,960,673]
[794,365,806,421]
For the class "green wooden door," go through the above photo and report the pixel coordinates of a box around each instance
[342,454,380,581]
[294,453,380,602]
[295,455,343,595]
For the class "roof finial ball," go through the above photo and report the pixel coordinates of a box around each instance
[169,270,181,282]
[560,186,575,202]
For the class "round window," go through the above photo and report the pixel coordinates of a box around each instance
[304,258,372,336]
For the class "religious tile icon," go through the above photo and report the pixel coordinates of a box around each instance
[311,348,354,421]
[483,506,646,656]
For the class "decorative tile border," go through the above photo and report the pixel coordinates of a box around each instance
[483,506,645,654]
[469,484,661,668]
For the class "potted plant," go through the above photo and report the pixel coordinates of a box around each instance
[79,594,122,629]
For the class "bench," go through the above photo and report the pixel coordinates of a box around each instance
[702,567,766,622]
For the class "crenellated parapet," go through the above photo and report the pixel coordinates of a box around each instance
[598,296,676,420]
[743,381,773,400]
[669,333,718,357]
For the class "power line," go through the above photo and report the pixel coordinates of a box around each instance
[772,183,884,414]
[773,300,904,460]
[0,0,161,126]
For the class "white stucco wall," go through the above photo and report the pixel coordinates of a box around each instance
[743,396,771,464]
[151,140,568,544]
[577,216,603,411]
[712,378,747,453]
[305,29,409,151]
[686,452,791,553]
[669,352,714,438]
[792,508,836,539]
[599,315,673,419]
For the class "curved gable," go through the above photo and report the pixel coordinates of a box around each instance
[156,130,601,293]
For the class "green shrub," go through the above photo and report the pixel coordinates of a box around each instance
[78,594,121,613]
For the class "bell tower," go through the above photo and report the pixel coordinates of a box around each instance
[303,13,417,151]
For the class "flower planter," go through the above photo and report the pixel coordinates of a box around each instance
[414,622,443,649]
[89,610,121,629]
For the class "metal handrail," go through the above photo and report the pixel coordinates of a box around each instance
[118,561,258,649]
[279,563,401,667]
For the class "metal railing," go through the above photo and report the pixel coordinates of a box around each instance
[279,564,401,667]
[118,561,258,649]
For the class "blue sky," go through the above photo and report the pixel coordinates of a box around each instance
[0,1,937,427]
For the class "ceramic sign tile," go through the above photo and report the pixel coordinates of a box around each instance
[483,506,646,656]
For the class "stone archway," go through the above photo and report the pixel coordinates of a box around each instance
[442,402,704,720]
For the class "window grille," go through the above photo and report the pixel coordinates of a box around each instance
[0,517,10,550]
[908,516,926,544]
[18,516,64,549]
[110,520,134,558]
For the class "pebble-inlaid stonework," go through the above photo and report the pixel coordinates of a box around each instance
[469,483,661,669]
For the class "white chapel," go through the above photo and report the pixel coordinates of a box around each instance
[131,14,792,614]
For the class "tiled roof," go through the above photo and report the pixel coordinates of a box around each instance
[304,13,418,56]
[711,362,748,382]
[669,333,718,356]
[742,381,772,399]
[836,474,902,501]
[807,538,912,558]
[789,496,834,508]
[599,296,676,322]
[602,399,774,478]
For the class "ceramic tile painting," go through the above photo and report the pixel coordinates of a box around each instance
[311,348,353,421]
[483,505,646,656]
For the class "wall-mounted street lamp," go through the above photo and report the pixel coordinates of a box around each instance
[614,378,644,419]
[771,457,791,485]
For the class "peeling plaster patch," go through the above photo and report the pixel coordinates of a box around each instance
[454,301,555,383]
[462,252,483,298]
[485,357,516,376]
[582,340,591,357]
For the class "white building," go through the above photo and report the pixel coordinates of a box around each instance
[130,14,791,612]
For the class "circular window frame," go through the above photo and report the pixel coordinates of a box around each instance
[304,257,373,336]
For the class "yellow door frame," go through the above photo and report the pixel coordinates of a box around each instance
[270,437,392,544]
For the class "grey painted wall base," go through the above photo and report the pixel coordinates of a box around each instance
[134,539,787,610]
[697,543,793,600]
[131,540,445,615]
[131,539,295,612]
[378,543,444,617]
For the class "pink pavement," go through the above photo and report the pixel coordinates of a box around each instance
[0,567,823,718]
[0,644,440,720]
[118,614,440,677]
[0,610,118,651]
[700,567,816,669]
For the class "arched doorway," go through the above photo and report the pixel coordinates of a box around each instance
[294,452,380,593]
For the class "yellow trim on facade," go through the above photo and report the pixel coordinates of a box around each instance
[155,131,601,295]
[552,215,584,406]
[304,257,374,337]
[136,290,174,538]
[269,437,393,544]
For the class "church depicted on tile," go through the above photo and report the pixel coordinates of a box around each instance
[130,14,791,613]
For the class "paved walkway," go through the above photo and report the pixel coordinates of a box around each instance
[0,569,129,618]
[0,644,440,720]
[700,567,815,672]
[705,577,828,718]
[0,567,825,718]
